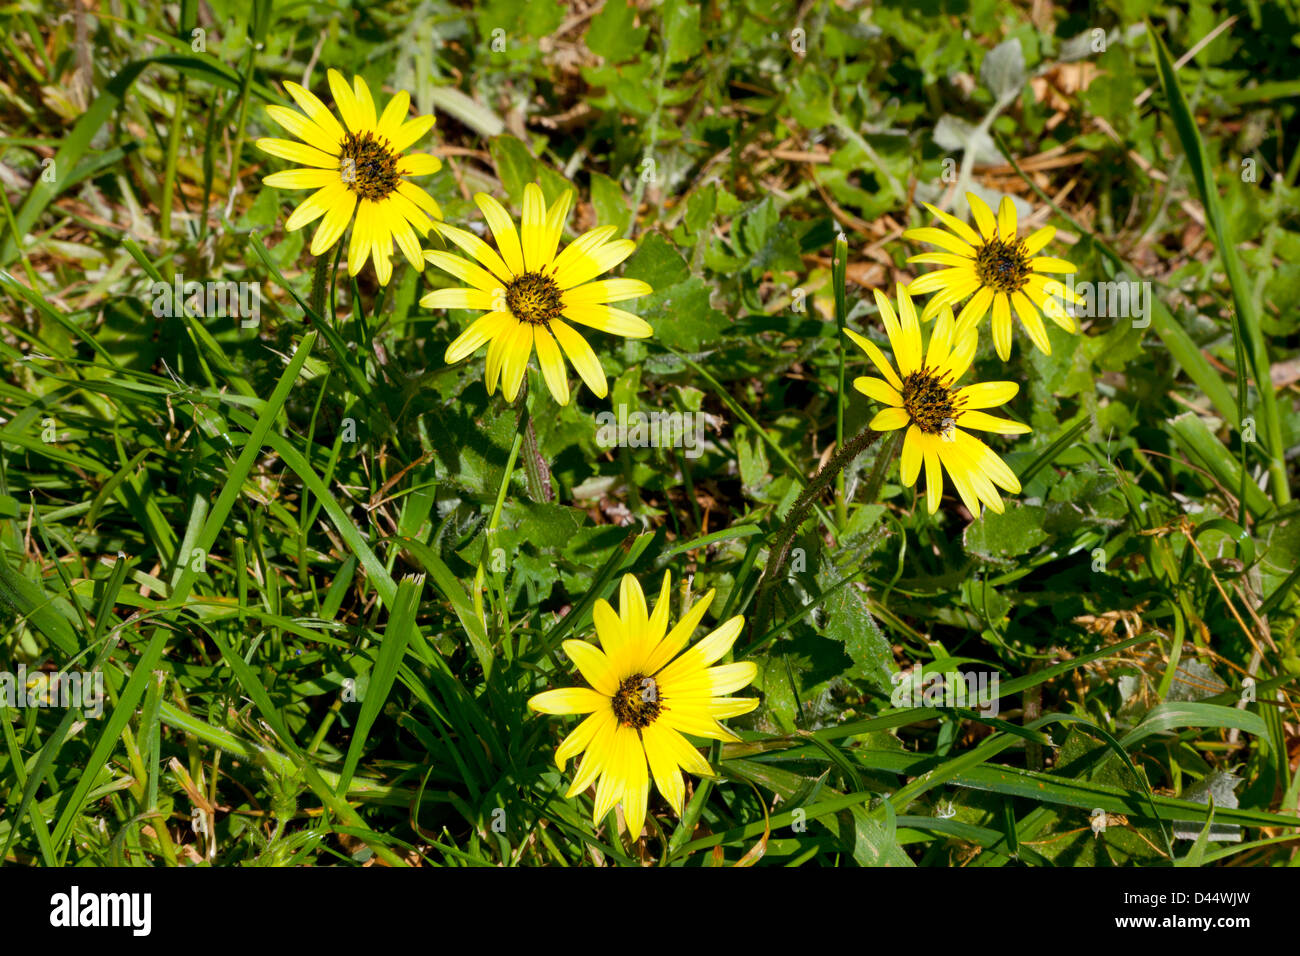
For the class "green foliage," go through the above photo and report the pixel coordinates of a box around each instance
[1,0,1298,869]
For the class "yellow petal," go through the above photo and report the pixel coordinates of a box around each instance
[853,376,902,406]
[1030,256,1077,274]
[550,319,607,398]
[396,180,443,223]
[1010,290,1051,355]
[561,638,619,696]
[900,425,923,485]
[620,733,650,838]
[347,198,373,275]
[375,89,410,144]
[955,286,994,334]
[534,325,570,406]
[520,182,547,273]
[310,188,357,255]
[869,406,909,431]
[264,167,340,190]
[640,723,687,816]
[561,279,652,306]
[619,573,650,642]
[965,191,997,240]
[552,238,637,289]
[528,687,608,714]
[500,321,534,402]
[431,221,511,282]
[420,287,498,311]
[996,195,1018,240]
[560,302,653,338]
[256,137,338,168]
[548,225,619,282]
[954,381,1018,410]
[919,201,982,247]
[922,436,944,513]
[389,114,436,154]
[351,74,378,130]
[265,104,338,155]
[955,410,1030,434]
[541,189,573,267]
[444,310,512,363]
[283,81,346,145]
[424,249,504,294]
[990,293,1014,360]
[909,266,975,297]
[555,709,610,770]
[474,192,525,276]
[397,153,441,177]
[1021,225,1056,256]
[653,615,744,688]
[327,69,363,132]
[642,589,716,677]
[903,226,976,258]
[844,327,902,391]
[566,712,617,796]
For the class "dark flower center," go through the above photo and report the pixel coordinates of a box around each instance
[338,130,399,200]
[973,237,1030,293]
[506,271,563,326]
[901,368,963,435]
[611,674,662,729]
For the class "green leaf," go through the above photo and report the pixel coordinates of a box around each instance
[585,0,648,62]
[488,135,537,205]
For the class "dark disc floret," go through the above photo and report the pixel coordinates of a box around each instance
[973,236,1031,294]
[506,271,564,326]
[901,367,964,435]
[611,674,663,729]
[338,130,400,201]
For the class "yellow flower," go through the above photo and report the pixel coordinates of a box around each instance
[256,69,443,285]
[528,572,757,838]
[845,284,1030,517]
[903,192,1080,359]
[422,182,653,406]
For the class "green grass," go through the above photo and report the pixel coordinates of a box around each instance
[1,0,1299,867]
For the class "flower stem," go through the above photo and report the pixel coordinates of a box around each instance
[751,424,883,641]
[518,383,554,503]
[308,255,332,319]
[832,233,849,529]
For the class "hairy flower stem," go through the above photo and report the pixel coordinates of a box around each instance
[518,384,554,503]
[308,255,332,319]
[751,425,884,641]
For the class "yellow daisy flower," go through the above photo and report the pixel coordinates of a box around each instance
[845,284,1030,517]
[903,192,1080,360]
[256,69,443,286]
[422,182,653,406]
[528,572,758,839]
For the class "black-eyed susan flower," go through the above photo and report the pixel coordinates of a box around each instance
[528,572,757,839]
[422,182,652,406]
[903,192,1080,360]
[845,284,1029,517]
[256,69,443,285]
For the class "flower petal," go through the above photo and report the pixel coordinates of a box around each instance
[870,406,910,431]
[444,310,512,363]
[561,638,619,696]
[550,319,607,398]
[475,192,525,276]
[528,687,608,714]
[853,376,903,406]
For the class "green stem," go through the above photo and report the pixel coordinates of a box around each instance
[472,396,530,633]
[751,424,883,640]
[308,255,332,319]
[519,383,554,503]
[832,232,848,529]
